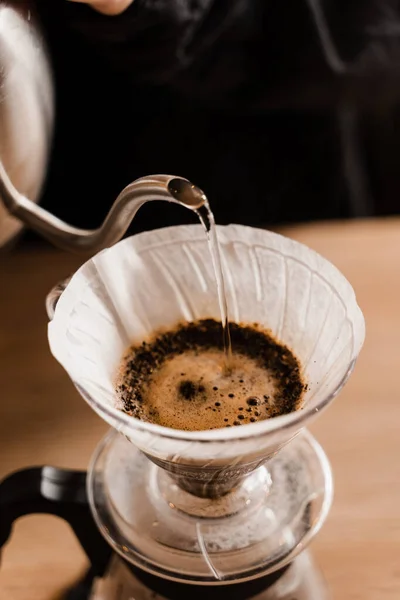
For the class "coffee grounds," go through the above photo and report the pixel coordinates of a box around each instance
[116,319,305,430]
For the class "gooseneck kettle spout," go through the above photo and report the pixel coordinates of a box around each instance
[0,161,207,253]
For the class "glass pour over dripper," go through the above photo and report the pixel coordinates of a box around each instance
[47,223,365,584]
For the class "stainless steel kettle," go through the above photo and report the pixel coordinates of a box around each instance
[0,2,54,247]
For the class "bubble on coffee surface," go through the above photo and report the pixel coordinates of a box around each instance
[116,319,305,431]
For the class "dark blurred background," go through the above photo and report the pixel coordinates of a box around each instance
[27,0,400,239]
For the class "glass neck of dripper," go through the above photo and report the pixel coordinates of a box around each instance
[148,453,256,499]
[148,455,272,518]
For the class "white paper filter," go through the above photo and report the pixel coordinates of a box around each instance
[48,224,365,462]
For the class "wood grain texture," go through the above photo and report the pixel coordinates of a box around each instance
[0,220,399,599]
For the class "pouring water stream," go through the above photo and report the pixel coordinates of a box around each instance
[196,202,232,370]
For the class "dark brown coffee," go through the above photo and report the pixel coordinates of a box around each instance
[115,319,305,431]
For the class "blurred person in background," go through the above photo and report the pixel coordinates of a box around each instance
[3,0,400,239]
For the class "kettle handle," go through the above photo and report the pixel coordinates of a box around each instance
[0,466,112,577]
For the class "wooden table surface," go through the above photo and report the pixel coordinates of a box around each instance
[0,219,399,600]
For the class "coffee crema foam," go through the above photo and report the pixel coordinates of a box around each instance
[116,319,306,431]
